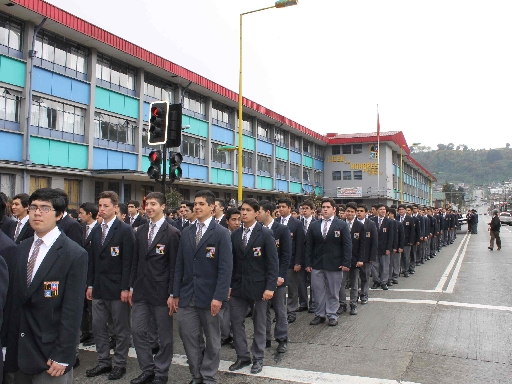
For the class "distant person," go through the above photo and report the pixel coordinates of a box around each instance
[488,210,501,251]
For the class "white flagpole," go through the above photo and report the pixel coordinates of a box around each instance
[377,104,380,202]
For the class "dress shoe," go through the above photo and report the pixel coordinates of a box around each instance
[83,338,96,347]
[108,366,126,380]
[403,273,409,278]
[497,247,501,251]
[151,346,160,355]
[360,298,368,304]
[350,305,357,315]
[387,280,393,286]
[371,282,380,289]
[277,340,287,353]
[308,305,316,313]
[86,365,112,377]
[287,314,296,324]
[416,262,420,266]
[251,361,263,374]
[80,333,93,343]
[381,283,389,290]
[151,376,168,384]
[296,306,308,312]
[488,247,493,251]
[328,318,338,326]
[310,316,326,325]
[392,279,399,284]
[336,305,347,315]
[130,372,155,384]
[229,358,252,371]
[221,336,233,346]
[73,357,80,369]
[409,270,415,274]
[266,339,272,348]
[420,261,425,264]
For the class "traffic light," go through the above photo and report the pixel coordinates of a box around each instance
[169,152,183,182]
[166,103,182,147]
[147,150,162,181]
[148,101,168,145]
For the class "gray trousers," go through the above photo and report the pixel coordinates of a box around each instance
[132,302,174,376]
[409,244,417,272]
[389,252,400,280]
[311,269,343,320]
[400,245,411,274]
[230,296,267,362]
[220,301,232,341]
[178,304,223,384]
[359,263,371,300]
[265,285,288,341]
[92,299,131,368]
[12,369,73,384]
[339,268,359,306]
[286,269,300,313]
[148,310,159,349]
[297,268,309,308]
[371,255,390,284]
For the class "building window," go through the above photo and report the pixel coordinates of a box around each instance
[212,101,231,126]
[342,145,352,155]
[0,13,22,51]
[332,145,340,155]
[315,145,325,158]
[123,184,132,202]
[241,115,254,136]
[107,181,120,195]
[353,144,363,154]
[182,135,205,159]
[257,120,271,141]
[0,173,15,197]
[314,171,323,185]
[257,155,271,174]
[343,171,352,180]
[36,30,87,73]
[96,54,135,90]
[276,160,287,179]
[32,97,85,135]
[94,112,135,144]
[290,134,300,151]
[243,151,254,171]
[30,176,51,193]
[332,171,341,181]
[211,142,231,166]
[290,164,300,181]
[64,179,81,209]
[303,168,311,182]
[274,127,287,146]
[353,170,363,180]
[303,140,310,154]
[183,91,205,116]
[0,87,21,122]
[94,181,103,202]
[144,74,174,102]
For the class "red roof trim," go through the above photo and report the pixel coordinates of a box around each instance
[12,0,328,143]
[406,155,436,181]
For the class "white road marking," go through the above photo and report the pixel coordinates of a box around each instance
[79,345,420,384]
[438,301,512,312]
[370,297,438,305]
[384,289,438,293]
[434,232,469,292]
[444,233,471,293]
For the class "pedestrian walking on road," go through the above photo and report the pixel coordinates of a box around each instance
[488,210,501,251]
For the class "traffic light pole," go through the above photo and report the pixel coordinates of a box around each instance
[161,143,167,194]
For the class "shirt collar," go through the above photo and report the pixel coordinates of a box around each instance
[132,213,139,220]
[87,220,98,229]
[34,226,61,247]
[243,221,258,232]
[197,216,212,229]
[266,221,274,230]
[323,215,335,222]
[281,215,291,222]
[62,211,68,218]
[102,216,116,230]
[150,216,166,227]
[18,215,29,225]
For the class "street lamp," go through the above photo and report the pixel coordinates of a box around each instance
[400,142,420,203]
[237,0,298,204]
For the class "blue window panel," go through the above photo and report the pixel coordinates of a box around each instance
[33,67,52,94]
[243,173,255,188]
[303,184,313,193]
[108,150,123,169]
[71,79,90,105]
[122,153,137,170]
[211,125,234,145]
[0,131,22,161]
[143,102,150,122]
[182,163,208,182]
[290,151,301,164]
[257,140,272,156]
[51,74,72,100]
[276,179,288,193]
[92,147,108,170]
[314,159,324,171]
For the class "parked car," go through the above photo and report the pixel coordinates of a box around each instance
[499,212,512,225]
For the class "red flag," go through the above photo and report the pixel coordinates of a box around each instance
[377,113,380,137]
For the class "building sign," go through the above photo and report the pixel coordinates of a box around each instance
[337,187,362,198]
[369,144,378,159]
[327,155,346,162]
[350,162,379,176]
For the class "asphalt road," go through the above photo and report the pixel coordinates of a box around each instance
[74,213,512,384]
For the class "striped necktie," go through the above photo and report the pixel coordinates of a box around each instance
[27,238,44,287]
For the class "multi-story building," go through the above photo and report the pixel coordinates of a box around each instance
[0,0,434,209]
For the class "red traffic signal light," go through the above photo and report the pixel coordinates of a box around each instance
[148,102,168,145]
[147,150,162,181]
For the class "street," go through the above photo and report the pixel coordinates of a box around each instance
[74,212,511,384]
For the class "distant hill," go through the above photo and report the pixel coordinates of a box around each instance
[412,147,512,185]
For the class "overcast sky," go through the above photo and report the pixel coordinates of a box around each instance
[47,0,512,150]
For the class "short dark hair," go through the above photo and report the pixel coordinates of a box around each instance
[67,208,79,219]
[80,202,98,220]
[127,200,140,208]
[291,209,299,214]
[98,191,119,206]
[376,204,386,210]
[53,189,69,209]
[345,202,358,211]
[388,208,397,217]
[259,200,274,214]
[195,190,216,206]
[412,204,418,209]
[338,204,346,211]
[215,198,225,208]
[302,200,315,210]
[13,193,30,208]
[398,204,406,210]
[184,201,194,211]
[321,198,336,209]
[180,201,188,206]
[225,207,241,220]
[242,198,259,212]
[29,188,66,217]
[117,203,128,216]
[390,204,397,209]
[357,204,368,212]
[277,198,292,208]
[146,192,165,206]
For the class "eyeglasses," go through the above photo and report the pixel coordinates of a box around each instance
[28,205,55,213]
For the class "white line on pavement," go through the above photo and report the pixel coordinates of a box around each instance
[384,289,438,293]
[79,345,420,384]
[438,301,512,312]
[370,297,438,305]
[444,233,471,293]
[434,232,469,292]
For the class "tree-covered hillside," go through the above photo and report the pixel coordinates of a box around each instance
[412,146,512,185]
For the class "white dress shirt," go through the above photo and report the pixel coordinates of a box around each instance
[322,215,335,234]
[29,226,61,281]
[130,213,139,224]
[303,216,313,233]
[101,216,117,237]
[242,221,257,241]
[196,216,212,239]
[346,219,354,231]
[148,216,166,244]
[86,220,98,238]
[280,215,291,226]
[265,221,274,230]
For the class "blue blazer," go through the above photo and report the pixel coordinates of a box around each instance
[173,219,232,309]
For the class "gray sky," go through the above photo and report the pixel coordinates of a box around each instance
[47,0,512,150]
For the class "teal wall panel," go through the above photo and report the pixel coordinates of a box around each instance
[67,144,88,169]
[30,137,50,166]
[183,115,208,138]
[95,86,138,119]
[30,137,87,169]
[303,155,313,168]
[0,55,25,87]
[290,182,301,194]
[242,135,255,151]
[142,156,150,173]
[315,186,324,196]
[48,140,69,167]
[211,168,233,185]
[257,176,273,190]
[276,146,289,161]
